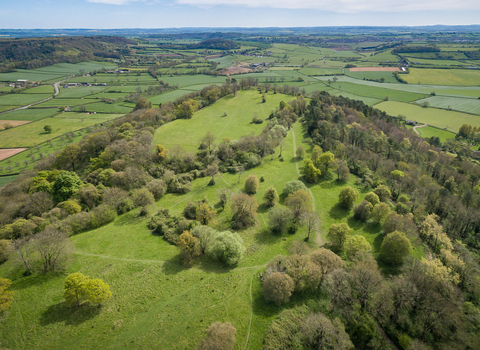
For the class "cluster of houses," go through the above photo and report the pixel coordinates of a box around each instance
[105,69,129,74]
[4,79,38,88]
[62,82,107,88]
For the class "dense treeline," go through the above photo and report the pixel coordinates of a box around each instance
[392,45,441,54]
[0,36,134,72]
[156,39,239,50]
[262,91,480,350]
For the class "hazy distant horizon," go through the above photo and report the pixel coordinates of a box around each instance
[2,0,480,30]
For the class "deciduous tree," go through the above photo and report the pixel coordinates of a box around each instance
[380,231,412,265]
[198,322,237,350]
[344,235,372,260]
[177,230,202,266]
[205,231,245,266]
[285,189,312,222]
[263,186,279,207]
[0,278,14,313]
[303,159,321,183]
[196,203,216,225]
[244,174,259,194]
[327,223,352,249]
[338,186,359,209]
[263,272,295,305]
[230,193,258,229]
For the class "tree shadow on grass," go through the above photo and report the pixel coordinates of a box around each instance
[328,203,350,221]
[112,211,145,227]
[346,218,381,236]
[40,302,101,326]
[159,255,185,276]
[254,227,285,246]
[9,270,63,291]
[318,177,344,190]
[257,203,270,215]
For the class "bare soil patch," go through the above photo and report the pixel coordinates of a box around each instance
[0,120,31,130]
[220,66,252,75]
[349,67,401,72]
[0,148,27,161]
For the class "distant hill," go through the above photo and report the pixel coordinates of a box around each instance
[0,36,135,72]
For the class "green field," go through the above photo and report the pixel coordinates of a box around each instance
[57,86,109,98]
[414,125,456,143]
[405,56,469,66]
[415,96,480,115]
[329,81,427,103]
[363,49,399,63]
[154,90,295,153]
[345,70,399,83]
[78,102,133,114]
[156,75,227,88]
[0,112,122,148]
[148,89,194,105]
[23,85,55,94]
[0,105,16,112]
[0,108,59,121]
[0,175,17,187]
[314,75,480,98]
[329,90,382,106]
[404,68,480,85]
[36,98,93,108]
[298,67,344,76]
[0,62,117,82]
[376,101,480,132]
[0,93,52,106]
[67,74,157,84]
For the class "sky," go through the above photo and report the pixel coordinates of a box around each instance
[1,0,480,29]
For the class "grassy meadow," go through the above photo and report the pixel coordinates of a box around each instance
[0,62,117,82]
[0,108,60,122]
[0,112,121,148]
[154,90,296,153]
[376,101,480,132]
[404,68,480,85]
[414,125,456,143]
[415,96,480,115]
[0,91,403,349]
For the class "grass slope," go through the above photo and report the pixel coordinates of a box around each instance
[154,90,296,153]
[415,96,480,115]
[0,91,423,350]
[0,112,121,148]
[404,68,480,86]
[0,108,59,122]
[376,101,480,131]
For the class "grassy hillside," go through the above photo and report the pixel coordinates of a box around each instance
[376,101,480,131]
[154,90,296,153]
[0,91,392,350]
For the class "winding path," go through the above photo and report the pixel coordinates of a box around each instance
[413,123,428,135]
[0,80,64,115]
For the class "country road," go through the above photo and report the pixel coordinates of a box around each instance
[0,79,65,115]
